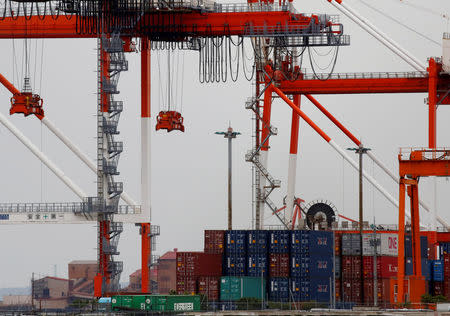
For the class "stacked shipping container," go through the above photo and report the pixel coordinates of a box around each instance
[268,230,290,302]
[176,252,222,295]
[361,233,398,305]
[175,229,446,306]
[290,230,334,302]
[224,230,247,276]
[341,233,362,304]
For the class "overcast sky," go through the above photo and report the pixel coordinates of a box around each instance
[0,0,449,288]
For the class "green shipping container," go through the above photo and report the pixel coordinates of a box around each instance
[220,276,266,301]
[111,295,200,312]
[111,295,152,311]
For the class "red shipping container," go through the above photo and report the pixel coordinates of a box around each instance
[443,254,450,277]
[334,233,342,255]
[363,256,398,279]
[342,256,361,279]
[176,276,197,295]
[176,252,222,277]
[269,253,289,277]
[444,281,450,299]
[363,278,391,305]
[335,279,341,302]
[342,279,362,303]
[198,276,220,301]
[204,230,225,254]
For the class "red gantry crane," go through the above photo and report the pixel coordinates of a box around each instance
[0,0,348,297]
[0,0,449,306]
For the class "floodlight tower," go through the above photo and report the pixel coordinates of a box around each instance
[215,126,241,230]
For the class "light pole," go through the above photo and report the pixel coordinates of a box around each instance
[215,126,240,230]
[346,145,370,304]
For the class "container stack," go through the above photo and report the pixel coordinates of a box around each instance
[361,233,398,305]
[334,232,342,303]
[247,230,269,277]
[176,252,222,295]
[268,230,290,302]
[290,230,334,302]
[341,233,362,304]
[224,230,247,276]
[436,242,450,298]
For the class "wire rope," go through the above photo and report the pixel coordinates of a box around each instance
[359,0,440,46]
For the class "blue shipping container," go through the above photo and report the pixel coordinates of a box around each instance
[269,278,290,302]
[224,255,246,276]
[432,260,444,281]
[291,278,310,301]
[405,235,428,258]
[309,277,332,302]
[405,257,413,275]
[291,230,333,255]
[247,230,268,253]
[269,230,290,253]
[405,257,429,280]
[225,230,247,254]
[291,255,333,278]
[440,242,450,255]
[291,277,331,302]
[247,253,268,277]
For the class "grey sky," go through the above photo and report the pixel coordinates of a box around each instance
[0,0,449,288]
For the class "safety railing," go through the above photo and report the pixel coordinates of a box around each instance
[302,71,427,81]
[399,147,450,161]
[0,202,141,214]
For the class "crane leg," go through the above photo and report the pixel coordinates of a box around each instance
[286,94,300,228]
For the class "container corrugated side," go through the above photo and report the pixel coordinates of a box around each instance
[247,230,268,253]
[269,230,290,253]
[247,253,268,277]
[225,230,247,254]
[269,277,289,302]
[204,230,225,254]
[269,253,289,277]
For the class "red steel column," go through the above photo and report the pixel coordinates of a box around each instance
[428,58,438,148]
[411,183,422,278]
[141,223,151,293]
[257,68,273,229]
[397,180,406,304]
[141,36,152,293]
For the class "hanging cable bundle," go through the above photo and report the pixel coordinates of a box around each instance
[156,49,185,133]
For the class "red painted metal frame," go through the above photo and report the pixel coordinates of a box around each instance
[140,223,151,293]
[396,149,450,304]
[289,94,300,155]
[0,11,318,38]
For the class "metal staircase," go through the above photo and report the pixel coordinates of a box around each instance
[245,94,289,229]
[95,31,129,293]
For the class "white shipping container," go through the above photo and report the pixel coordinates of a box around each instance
[362,233,398,256]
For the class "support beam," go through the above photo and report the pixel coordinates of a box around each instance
[271,85,429,227]
[258,82,273,229]
[304,95,449,230]
[140,37,152,293]
[141,223,151,293]
[0,111,87,200]
[397,180,406,304]
[141,36,151,222]
[0,73,20,95]
[286,94,300,228]
[428,58,438,148]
